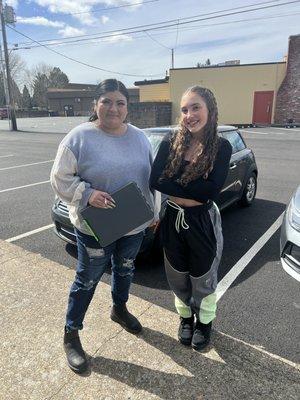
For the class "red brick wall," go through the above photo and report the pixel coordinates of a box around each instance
[274,35,300,124]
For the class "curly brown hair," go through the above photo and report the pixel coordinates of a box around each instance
[160,86,219,185]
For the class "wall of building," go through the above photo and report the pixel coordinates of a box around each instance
[128,102,172,128]
[48,96,93,116]
[47,87,139,116]
[169,63,286,125]
[139,83,170,102]
[275,35,300,124]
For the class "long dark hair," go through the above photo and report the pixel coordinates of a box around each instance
[89,79,129,122]
[160,86,219,185]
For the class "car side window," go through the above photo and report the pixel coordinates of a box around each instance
[224,130,246,154]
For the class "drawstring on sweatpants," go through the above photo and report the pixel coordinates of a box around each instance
[167,200,190,233]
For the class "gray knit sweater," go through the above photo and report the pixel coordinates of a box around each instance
[50,122,160,236]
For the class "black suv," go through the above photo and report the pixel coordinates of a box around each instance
[51,126,258,253]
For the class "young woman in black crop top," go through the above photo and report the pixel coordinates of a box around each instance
[150,86,232,350]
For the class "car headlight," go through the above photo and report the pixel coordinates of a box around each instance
[288,196,300,232]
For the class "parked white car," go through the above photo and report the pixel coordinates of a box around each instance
[280,185,300,282]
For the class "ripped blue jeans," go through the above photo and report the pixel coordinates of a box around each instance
[65,228,144,331]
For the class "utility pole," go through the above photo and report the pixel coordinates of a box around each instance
[0,44,8,101]
[0,0,17,130]
[171,48,174,69]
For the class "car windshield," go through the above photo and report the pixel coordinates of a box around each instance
[143,128,173,156]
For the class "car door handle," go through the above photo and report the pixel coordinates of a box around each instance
[229,163,237,170]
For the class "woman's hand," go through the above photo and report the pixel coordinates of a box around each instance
[149,220,160,233]
[88,190,116,209]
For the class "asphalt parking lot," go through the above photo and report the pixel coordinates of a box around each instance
[0,118,299,395]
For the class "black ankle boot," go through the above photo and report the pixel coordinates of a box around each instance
[110,304,142,334]
[191,320,212,351]
[63,328,88,373]
[178,316,194,346]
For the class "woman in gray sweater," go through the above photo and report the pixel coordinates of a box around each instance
[50,79,159,374]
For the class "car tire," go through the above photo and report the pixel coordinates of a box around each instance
[139,225,163,261]
[239,172,257,207]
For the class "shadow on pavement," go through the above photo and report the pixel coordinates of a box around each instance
[91,326,299,399]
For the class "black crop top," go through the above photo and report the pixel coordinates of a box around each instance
[149,135,232,203]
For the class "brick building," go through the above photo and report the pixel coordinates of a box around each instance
[274,34,300,125]
[47,84,139,116]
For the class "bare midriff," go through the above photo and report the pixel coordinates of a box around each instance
[169,195,204,207]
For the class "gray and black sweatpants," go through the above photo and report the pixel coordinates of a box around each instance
[161,200,223,324]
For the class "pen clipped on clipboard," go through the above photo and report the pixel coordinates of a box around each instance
[81,182,153,247]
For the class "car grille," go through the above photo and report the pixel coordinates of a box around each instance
[57,201,69,216]
[54,220,76,243]
[283,244,300,274]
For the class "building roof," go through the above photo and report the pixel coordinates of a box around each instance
[47,85,139,100]
[47,88,91,93]
[134,77,169,86]
[65,83,97,90]
[47,90,95,99]
[170,61,286,71]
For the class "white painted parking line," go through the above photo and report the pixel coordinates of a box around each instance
[0,154,14,158]
[218,330,300,371]
[240,129,299,135]
[240,130,269,135]
[0,159,54,171]
[272,127,300,133]
[0,180,50,193]
[6,224,54,243]
[240,130,284,135]
[216,212,284,302]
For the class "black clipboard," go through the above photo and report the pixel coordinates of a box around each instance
[81,182,153,247]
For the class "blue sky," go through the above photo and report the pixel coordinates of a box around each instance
[5,0,300,87]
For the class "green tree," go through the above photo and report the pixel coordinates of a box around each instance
[32,73,50,108]
[22,85,32,109]
[31,66,69,108]
[48,67,69,88]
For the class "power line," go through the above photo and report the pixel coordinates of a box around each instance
[157,11,300,36]
[6,0,299,78]
[13,0,296,47]
[143,30,171,50]
[11,0,300,50]
[174,20,179,50]
[7,24,163,77]
[61,0,159,16]
[13,10,298,52]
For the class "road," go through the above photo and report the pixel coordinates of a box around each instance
[0,119,299,387]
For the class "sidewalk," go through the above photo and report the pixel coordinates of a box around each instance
[0,239,299,400]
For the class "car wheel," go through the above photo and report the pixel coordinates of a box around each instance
[239,172,257,207]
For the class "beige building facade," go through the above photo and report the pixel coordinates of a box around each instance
[169,63,286,125]
[135,78,170,102]
[135,34,300,127]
